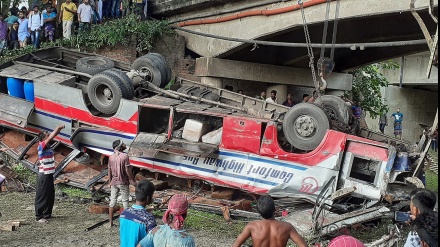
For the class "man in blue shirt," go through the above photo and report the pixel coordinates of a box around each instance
[119,179,156,247]
[392,108,404,139]
[43,5,56,42]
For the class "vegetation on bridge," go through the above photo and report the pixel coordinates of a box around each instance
[0,14,174,65]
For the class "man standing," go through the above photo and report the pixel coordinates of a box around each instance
[8,21,20,49]
[137,194,195,247]
[256,91,266,100]
[28,5,43,48]
[302,94,310,103]
[43,5,56,42]
[120,180,156,247]
[392,108,404,139]
[77,0,93,31]
[18,11,29,47]
[35,125,65,223]
[233,195,307,247]
[0,15,8,54]
[108,139,136,227]
[58,0,77,39]
[266,90,278,104]
[379,113,388,134]
[282,93,295,107]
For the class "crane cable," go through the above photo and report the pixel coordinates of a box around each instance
[297,0,321,97]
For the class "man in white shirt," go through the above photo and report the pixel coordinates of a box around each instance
[78,0,93,31]
[265,90,278,104]
[27,5,44,48]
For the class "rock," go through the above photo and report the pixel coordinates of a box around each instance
[182,119,211,142]
[211,189,235,200]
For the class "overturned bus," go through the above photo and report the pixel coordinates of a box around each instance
[0,47,429,240]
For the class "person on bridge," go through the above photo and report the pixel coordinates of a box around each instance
[137,194,195,247]
[108,139,136,228]
[35,125,65,223]
[256,91,266,100]
[379,113,388,134]
[282,93,295,107]
[392,108,404,139]
[232,195,307,247]
[266,90,278,104]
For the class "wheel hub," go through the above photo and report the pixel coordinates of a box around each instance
[295,115,317,137]
[139,67,153,82]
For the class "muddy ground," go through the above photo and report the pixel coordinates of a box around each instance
[0,192,238,247]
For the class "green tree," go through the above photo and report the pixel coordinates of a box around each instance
[345,61,399,119]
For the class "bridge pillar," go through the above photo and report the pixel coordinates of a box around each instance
[267,84,288,104]
[201,77,223,88]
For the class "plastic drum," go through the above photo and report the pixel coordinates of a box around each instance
[6,78,25,99]
[24,80,35,102]
[394,152,411,171]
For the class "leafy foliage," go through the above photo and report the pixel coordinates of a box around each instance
[0,15,173,65]
[345,61,400,119]
[54,14,174,52]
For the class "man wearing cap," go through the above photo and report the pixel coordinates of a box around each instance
[137,194,195,247]
[108,139,136,228]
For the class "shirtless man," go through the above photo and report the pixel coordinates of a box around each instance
[233,195,307,247]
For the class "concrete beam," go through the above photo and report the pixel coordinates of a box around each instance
[176,0,438,57]
[195,57,352,90]
[151,0,232,16]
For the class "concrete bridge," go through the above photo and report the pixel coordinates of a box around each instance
[150,0,438,97]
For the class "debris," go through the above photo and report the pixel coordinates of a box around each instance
[231,199,253,211]
[7,220,27,227]
[202,128,223,145]
[329,187,356,201]
[211,189,235,200]
[0,165,18,179]
[0,224,16,232]
[182,119,211,142]
[151,179,168,191]
[221,206,231,221]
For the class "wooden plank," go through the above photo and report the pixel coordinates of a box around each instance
[0,224,16,231]
[413,109,438,177]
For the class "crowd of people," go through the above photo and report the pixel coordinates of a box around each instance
[0,0,148,54]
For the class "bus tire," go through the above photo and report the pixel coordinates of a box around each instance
[321,95,350,125]
[76,56,115,76]
[87,73,125,115]
[130,56,163,88]
[283,103,330,151]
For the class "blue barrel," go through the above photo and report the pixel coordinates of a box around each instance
[394,152,411,171]
[6,78,25,99]
[24,81,35,102]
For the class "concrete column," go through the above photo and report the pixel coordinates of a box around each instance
[267,84,288,104]
[201,77,223,88]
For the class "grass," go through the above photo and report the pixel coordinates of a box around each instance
[57,184,92,198]
[12,163,37,187]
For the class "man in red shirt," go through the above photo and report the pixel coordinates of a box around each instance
[108,139,136,227]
